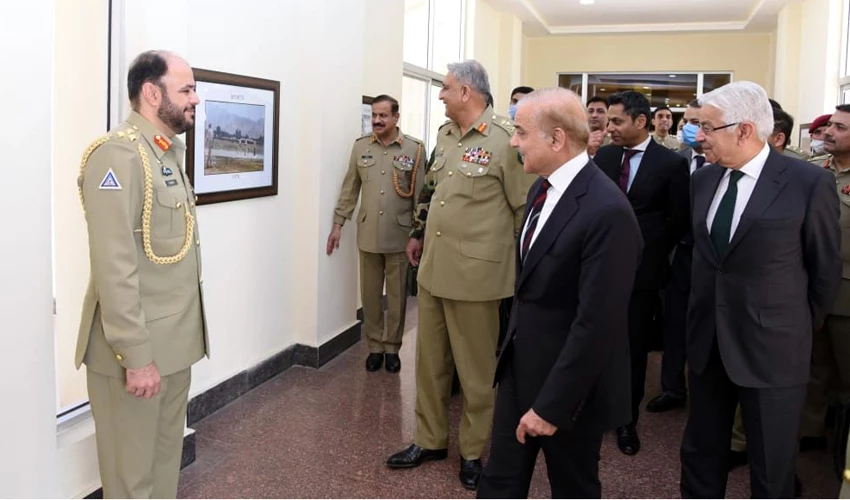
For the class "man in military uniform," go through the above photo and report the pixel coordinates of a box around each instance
[651,106,681,150]
[809,113,832,162]
[800,105,850,451]
[327,95,424,373]
[587,96,611,157]
[769,107,810,160]
[385,60,535,491]
[76,50,208,498]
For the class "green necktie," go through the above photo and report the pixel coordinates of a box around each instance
[710,170,745,257]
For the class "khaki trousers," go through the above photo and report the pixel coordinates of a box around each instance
[360,250,409,354]
[413,286,499,459]
[802,315,850,437]
[87,367,191,499]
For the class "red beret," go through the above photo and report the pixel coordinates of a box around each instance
[810,114,831,133]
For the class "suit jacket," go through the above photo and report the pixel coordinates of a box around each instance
[495,161,644,432]
[688,148,841,388]
[595,139,690,289]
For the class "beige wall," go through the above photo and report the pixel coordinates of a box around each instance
[523,32,775,93]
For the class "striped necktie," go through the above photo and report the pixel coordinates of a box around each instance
[521,179,551,260]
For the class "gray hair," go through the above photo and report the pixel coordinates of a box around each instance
[517,87,590,148]
[698,81,774,141]
[447,60,491,98]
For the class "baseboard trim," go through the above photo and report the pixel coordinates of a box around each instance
[187,319,362,427]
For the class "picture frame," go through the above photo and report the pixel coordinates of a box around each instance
[799,122,811,154]
[186,68,281,205]
[362,95,374,136]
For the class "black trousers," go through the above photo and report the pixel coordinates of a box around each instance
[628,289,659,425]
[660,244,692,397]
[478,360,603,499]
[680,341,807,498]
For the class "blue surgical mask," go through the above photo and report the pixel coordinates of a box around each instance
[508,104,517,120]
[682,123,700,148]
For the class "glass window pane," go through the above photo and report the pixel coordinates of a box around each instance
[587,73,698,109]
[401,76,428,145]
[558,74,582,98]
[843,84,850,104]
[404,0,429,68]
[702,73,732,94]
[432,0,462,73]
[429,83,445,151]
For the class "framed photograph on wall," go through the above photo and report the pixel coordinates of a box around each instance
[799,122,811,155]
[362,95,374,136]
[186,68,280,205]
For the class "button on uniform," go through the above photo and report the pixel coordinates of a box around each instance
[115,353,124,361]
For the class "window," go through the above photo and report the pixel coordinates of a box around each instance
[402,0,464,152]
[840,0,850,102]
[558,71,734,110]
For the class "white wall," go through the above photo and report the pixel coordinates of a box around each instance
[0,0,60,497]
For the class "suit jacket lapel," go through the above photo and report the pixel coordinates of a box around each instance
[694,165,725,266]
[723,150,787,259]
[628,138,659,193]
[516,163,592,289]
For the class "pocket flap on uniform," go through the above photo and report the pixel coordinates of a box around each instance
[155,189,180,209]
[459,240,503,263]
[141,289,189,322]
[358,157,377,168]
[430,157,447,172]
[397,213,412,228]
[358,210,367,223]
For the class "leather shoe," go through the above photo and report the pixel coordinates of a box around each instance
[617,425,641,455]
[385,353,401,373]
[459,458,483,491]
[646,393,686,413]
[728,450,748,471]
[799,436,827,452]
[365,353,383,372]
[386,444,448,469]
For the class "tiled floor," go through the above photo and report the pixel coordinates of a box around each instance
[178,299,840,498]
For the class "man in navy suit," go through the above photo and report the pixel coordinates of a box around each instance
[477,88,643,498]
[680,81,841,498]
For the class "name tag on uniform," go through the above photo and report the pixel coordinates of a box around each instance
[165,179,178,187]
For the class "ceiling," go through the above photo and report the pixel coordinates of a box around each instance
[485,0,798,35]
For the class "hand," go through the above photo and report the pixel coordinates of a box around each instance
[125,363,161,399]
[406,238,424,266]
[588,130,605,149]
[516,409,557,444]
[326,224,342,255]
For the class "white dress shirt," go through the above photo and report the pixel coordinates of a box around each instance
[706,143,770,240]
[521,151,590,253]
[689,149,706,175]
[621,135,653,192]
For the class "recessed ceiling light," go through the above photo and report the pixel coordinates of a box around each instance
[580,0,595,4]
[669,74,677,78]
[643,86,650,89]
[600,88,606,91]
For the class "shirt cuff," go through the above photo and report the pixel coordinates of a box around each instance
[333,215,347,226]
[114,341,154,370]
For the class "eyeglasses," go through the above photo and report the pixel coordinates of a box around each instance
[700,122,740,134]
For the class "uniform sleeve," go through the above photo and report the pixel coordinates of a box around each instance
[333,145,362,226]
[81,142,151,369]
[410,146,437,239]
[500,140,537,235]
[411,142,426,217]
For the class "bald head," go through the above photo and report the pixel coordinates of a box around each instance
[510,87,590,176]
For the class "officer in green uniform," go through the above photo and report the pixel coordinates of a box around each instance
[651,106,681,150]
[327,95,424,373]
[767,107,811,160]
[76,50,208,499]
[801,106,850,448]
[385,60,535,491]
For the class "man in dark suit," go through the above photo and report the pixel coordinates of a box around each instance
[680,81,841,498]
[647,99,706,413]
[593,91,690,455]
[476,88,643,499]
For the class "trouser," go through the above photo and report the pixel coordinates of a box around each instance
[660,244,692,398]
[801,314,850,437]
[413,286,500,459]
[628,289,659,425]
[87,367,192,499]
[360,250,409,354]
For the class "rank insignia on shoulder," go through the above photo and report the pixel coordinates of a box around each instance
[153,135,170,152]
[99,168,122,190]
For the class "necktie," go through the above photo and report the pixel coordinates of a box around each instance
[619,149,637,192]
[695,155,706,170]
[710,170,745,257]
[521,179,551,260]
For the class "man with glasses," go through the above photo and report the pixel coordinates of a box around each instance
[680,81,841,498]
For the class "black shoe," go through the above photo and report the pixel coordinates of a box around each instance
[386,444,448,469]
[794,474,802,497]
[459,458,483,491]
[728,450,748,471]
[646,393,687,413]
[385,353,401,373]
[799,436,828,452]
[365,353,384,372]
[617,425,641,455]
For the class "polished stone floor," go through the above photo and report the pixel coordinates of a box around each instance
[178,299,840,498]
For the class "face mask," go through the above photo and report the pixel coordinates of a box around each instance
[508,104,517,121]
[676,130,683,143]
[682,123,701,148]
[811,139,826,156]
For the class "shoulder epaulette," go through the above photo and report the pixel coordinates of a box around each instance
[491,115,515,134]
[403,134,424,145]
